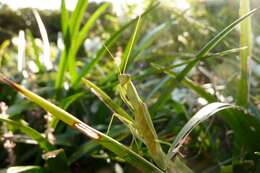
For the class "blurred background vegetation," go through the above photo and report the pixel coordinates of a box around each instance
[0,0,260,172]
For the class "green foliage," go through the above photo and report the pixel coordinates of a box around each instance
[0,0,260,172]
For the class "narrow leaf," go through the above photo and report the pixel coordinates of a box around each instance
[0,116,54,151]
[237,0,252,108]
[167,102,236,159]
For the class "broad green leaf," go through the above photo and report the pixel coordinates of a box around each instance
[0,116,54,151]
[237,0,252,108]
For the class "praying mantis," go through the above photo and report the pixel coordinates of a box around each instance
[118,74,167,170]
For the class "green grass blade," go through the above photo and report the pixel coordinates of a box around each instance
[237,0,252,108]
[55,51,67,97]
[167,102,236,160]
[0,116,54,151]
[132,19,175,62]
[69,0,88,36]
[69,3,109,84]
[151,63,217,102]
[61,0,69,36]
[0,74,163,173]
[82,78,133,124]
[55,0,71,96]
[67,0,89,83]
[120,16,142,73]
[76,3,109,52]
[50,92,85,129]
[152,64,260,152]
[152,8,258,111]
[68,125,129,165]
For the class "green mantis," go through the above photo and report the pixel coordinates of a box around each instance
[118,74,167,169]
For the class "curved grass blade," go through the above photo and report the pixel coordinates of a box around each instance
[69,0,88,37]
[0,74,163,173]
[76,3,109,54]
[55,0,71,95]
[167,102,236,160]
[33,9,52,70]
[68,3,109,82]
[60,0,69,36]
[151,63,217,102]
[153,63,260,152]
[152,8,258,111]
[0,116,54,151]
[131,19,176,64]
[237,0,252,108]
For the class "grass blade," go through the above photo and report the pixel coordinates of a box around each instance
[151,63,217,102]
[69,0,88,36]
[0,166,45,173]
[60,0,69,36]
[32,9,52,70]
[237,0,252,108]
[0,116,54,151]
[82,78,133,124]
[167,102,236,160]
[120,15,142,73]
[76,3,109,53]
[69,3,109,84]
